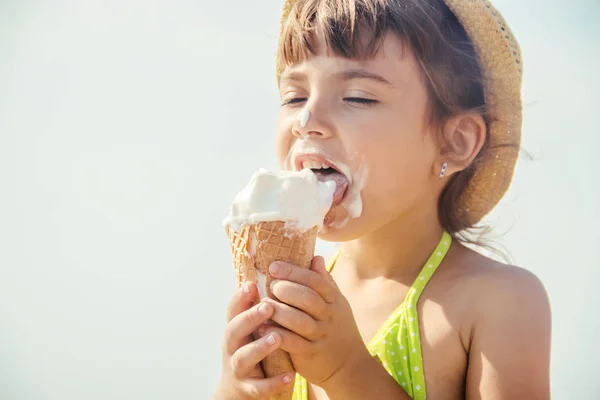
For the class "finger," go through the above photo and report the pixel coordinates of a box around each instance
[231,332,282,378]
[225,301,274,355]
[269,260,336,304]
[227,282,259,322]
[310,255,340,292]
[269,279,328,321]
[242,374,294,399]
[264,298,321,340]
[257,325,315,356]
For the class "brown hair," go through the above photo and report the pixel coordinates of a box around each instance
[278,0,511,258]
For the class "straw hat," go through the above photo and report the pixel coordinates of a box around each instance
[275,0,523,226]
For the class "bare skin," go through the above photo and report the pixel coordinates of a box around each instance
[212,283,295,400]
[214,28,551,400]
[316,243,552,400]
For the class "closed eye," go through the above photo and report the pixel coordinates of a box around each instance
[344,97,378,105]
[281,97,307,106]
[282,97,377,106]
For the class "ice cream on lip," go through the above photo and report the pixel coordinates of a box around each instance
[283,143,367,229]
[292,153,351,206]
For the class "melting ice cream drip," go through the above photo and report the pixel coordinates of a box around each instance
[343,153,368,221]
[248,230,268,300]
[298,108,310,128]
[330,155,368,229]
[255,271,268,300]
[285,143,369,230]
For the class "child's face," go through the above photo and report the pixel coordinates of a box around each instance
[276,32,441,241]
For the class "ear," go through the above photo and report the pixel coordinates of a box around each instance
[437,113,486,176]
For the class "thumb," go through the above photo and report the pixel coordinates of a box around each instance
[311,255,340,291]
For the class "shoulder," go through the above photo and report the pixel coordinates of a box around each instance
[438,244,551,346]
[443,247,553,398]
[449,246,552,397]
[464,250,550,321]
[440,244,550,310]
[449,245,552,350]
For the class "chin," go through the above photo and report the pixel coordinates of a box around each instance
[317,217,367,243]
[316,199,375,242]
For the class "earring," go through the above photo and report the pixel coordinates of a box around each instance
[439,162,448,179]
[298,108,310,128]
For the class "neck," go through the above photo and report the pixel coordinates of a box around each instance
[339,204,444,282]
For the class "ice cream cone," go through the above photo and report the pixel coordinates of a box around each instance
[226,221,318,400]
[223,168,336,400]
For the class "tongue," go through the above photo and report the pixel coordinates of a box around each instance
[313,170,349,205]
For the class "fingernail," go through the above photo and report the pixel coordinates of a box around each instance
[270,280,277,293]
[269,263,280,275]
[282,375,292,384]
[242,283,250,294]
[266,334,276,345]
[258,302,270,316]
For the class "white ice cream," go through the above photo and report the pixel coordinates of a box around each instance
[283,143,368,230]
[256,271,268,299]
[223,168,336,232]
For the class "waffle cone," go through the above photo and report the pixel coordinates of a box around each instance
[226,221,318,400]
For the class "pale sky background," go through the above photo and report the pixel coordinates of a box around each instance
[0,0,598,399]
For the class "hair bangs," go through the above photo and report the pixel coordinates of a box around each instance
[278,0,392,75]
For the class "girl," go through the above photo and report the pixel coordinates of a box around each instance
[214,0,551,399]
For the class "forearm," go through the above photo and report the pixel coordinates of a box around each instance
[319,350,411,400]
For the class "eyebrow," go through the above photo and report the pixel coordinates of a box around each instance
[280,68,394,87]
[280,72,307,84]
[335,69,394,87]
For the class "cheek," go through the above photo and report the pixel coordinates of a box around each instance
[354,121,437,208]
[275,114,294,168]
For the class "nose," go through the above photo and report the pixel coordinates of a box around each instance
[292,106,333,140]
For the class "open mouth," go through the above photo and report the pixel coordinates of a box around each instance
[294,155,350,206]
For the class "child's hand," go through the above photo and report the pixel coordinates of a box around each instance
[214,282,294,400]
[258,257,370,388]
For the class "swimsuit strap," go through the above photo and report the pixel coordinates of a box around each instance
[293,231,453,400]
[404,230,452,314]
[365,230,452,399]
[326,249,340,272]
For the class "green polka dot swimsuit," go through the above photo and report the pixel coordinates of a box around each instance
[292,231,452,400]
